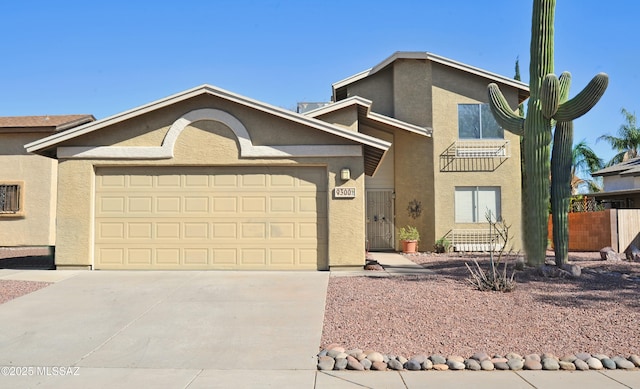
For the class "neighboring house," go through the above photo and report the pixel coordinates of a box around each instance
[22,51,529,270]
[592,157,640,208]
[317,52,529,252]
[0,115,94,252]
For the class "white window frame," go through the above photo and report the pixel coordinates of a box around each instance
[454,186,501,223]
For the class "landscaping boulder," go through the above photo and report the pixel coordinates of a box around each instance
[561,263,582,278]
[600,247,621,261]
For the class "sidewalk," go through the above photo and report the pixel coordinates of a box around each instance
[315,369,640,388]
[330,252,434,278]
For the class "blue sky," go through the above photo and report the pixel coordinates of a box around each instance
[1,1,637,165]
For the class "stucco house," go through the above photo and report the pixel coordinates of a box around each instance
[0,115,94,254]
[592,157,640,208]
[22,51,529,270]
[25,86,398,270]
[315,52,529,252]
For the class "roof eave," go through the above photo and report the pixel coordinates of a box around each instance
[25,84,391,161]
[332,51,530,103]
[305,96,431,138]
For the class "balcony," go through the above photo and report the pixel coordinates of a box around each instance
[440,140,510,172]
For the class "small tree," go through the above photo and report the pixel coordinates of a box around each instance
[597,108,640,166]
[570,140,604,194]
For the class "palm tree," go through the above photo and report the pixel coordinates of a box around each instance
[571,140,604,194]
[597,108,640,166]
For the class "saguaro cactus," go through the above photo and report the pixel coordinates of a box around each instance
[487,0,608,266]
[550,73,573,266]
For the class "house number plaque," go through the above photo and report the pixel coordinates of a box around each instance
[334,187,356,198]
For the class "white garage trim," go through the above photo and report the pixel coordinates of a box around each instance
[57,108,362,160]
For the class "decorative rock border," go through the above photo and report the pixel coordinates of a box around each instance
[317,345,640,372]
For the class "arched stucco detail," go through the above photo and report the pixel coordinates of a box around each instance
[57,108,362,159]
[163,108,254,157]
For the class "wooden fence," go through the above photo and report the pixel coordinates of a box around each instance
[548,209,640,253]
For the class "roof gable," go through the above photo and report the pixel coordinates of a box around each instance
[333,51,530,103]
[303,96,432,137]
[24,85,391,176]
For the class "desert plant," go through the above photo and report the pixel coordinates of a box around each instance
[434,237,451,253]
[465,211,517,292]
[466,259,516,292]
[398,225,419,241]
[488,0,608,267]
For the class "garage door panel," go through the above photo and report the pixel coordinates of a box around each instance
[184,197,209,212]
[98,223,125,239]
[241,174,267,187]
[185,175,209,187]
[99,248,125,265]
[212,223,237,238]
[241,223,266,238]
[242,197,266,212]
[213,249,237,265]
[270,222,295,238]
[213,197,238,212]
[157,248,180,264]
[156,197,181,213]
[128,197,153,213]
[156,223,181,239]
[128,175,153,188]
[240,249,267,265]
[98,197,126,213]
[128,223,153,239]
[100,175,126,188]
[184,223,209,239]
[157,174,181,187]
[95,166,326,270]
[184,248,208,265]
[128,248,152,264]
[270,197,295,213]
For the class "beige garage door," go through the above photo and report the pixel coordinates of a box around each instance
[94,166,327,270]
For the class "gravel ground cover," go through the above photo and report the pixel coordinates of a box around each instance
[0,247,54,303]
[321,251,640,358]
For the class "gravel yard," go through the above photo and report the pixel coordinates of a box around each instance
[321,251,640,358]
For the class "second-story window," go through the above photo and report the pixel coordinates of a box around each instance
[458,103,503,139]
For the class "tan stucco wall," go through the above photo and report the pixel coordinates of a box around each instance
[340,58,524,252]
[54,98,367,269]
[391,60,436,248]
[0,133,57,246]
[313,106,359,132]
[344,66,394,117]
[431,64,523,251]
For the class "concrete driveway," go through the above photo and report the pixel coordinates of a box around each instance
[0,270,329,388]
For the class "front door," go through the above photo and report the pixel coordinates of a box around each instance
[366,190,394,250]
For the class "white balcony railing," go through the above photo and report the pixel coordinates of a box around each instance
[454,140,510,158]
[448,229,504,252]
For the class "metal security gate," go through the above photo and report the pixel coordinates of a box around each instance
[366,190,394,250]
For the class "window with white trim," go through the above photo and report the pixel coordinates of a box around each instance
[455,186,501,223]
[0,182,23,216]
[458,103,504,139]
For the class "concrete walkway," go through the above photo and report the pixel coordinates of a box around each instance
[0,257,638,388]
